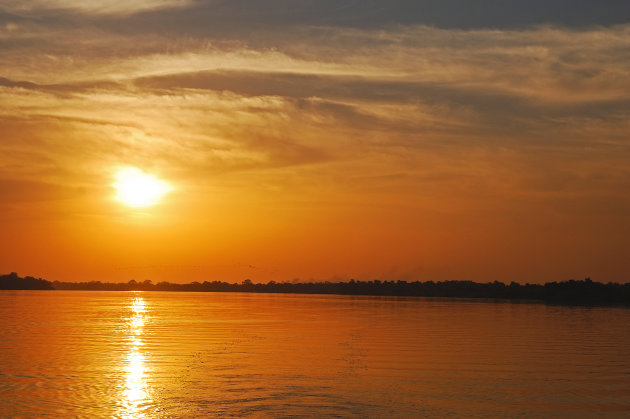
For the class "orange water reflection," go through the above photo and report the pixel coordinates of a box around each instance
[2,292,630,417]
[121,295,150,418]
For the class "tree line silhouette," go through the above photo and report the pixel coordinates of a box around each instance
[3,272,630,306]
[0,272,54,290]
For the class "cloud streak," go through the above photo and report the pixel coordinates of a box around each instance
[1,0,193,16]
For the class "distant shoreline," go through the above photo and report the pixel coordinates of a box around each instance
[2,272,629,307]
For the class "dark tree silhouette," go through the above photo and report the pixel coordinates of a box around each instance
[0,272,54,290]
[4,271,628,306]
[38,275,630,306]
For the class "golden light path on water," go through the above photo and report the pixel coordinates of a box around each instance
[122,295,150,418]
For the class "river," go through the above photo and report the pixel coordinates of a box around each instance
[1,291,629,417]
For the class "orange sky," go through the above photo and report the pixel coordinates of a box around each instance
[1,2,629,283]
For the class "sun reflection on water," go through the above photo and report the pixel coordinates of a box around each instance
[121,295,151,418]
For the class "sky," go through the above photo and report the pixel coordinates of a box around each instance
[1,1,629,284]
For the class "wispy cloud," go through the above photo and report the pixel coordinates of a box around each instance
[1,0,193,16]
[1,23,629,192]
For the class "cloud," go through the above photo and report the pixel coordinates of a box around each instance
[0,76,37,89]
[1,19,629,209]
[1,0,194,16]
[83,0,630,34]
[3,22,629,100]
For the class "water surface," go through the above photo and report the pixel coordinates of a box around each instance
[1,291,629,417]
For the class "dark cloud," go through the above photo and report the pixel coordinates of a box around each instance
[6,0,624,43]
[0,76,38,89]
[95,0,630,37]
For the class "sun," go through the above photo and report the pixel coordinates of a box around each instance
[113,167,172,208]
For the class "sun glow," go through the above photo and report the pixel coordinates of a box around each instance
[114,167,171,208]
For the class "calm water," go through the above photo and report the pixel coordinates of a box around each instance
[1,291,629,417]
